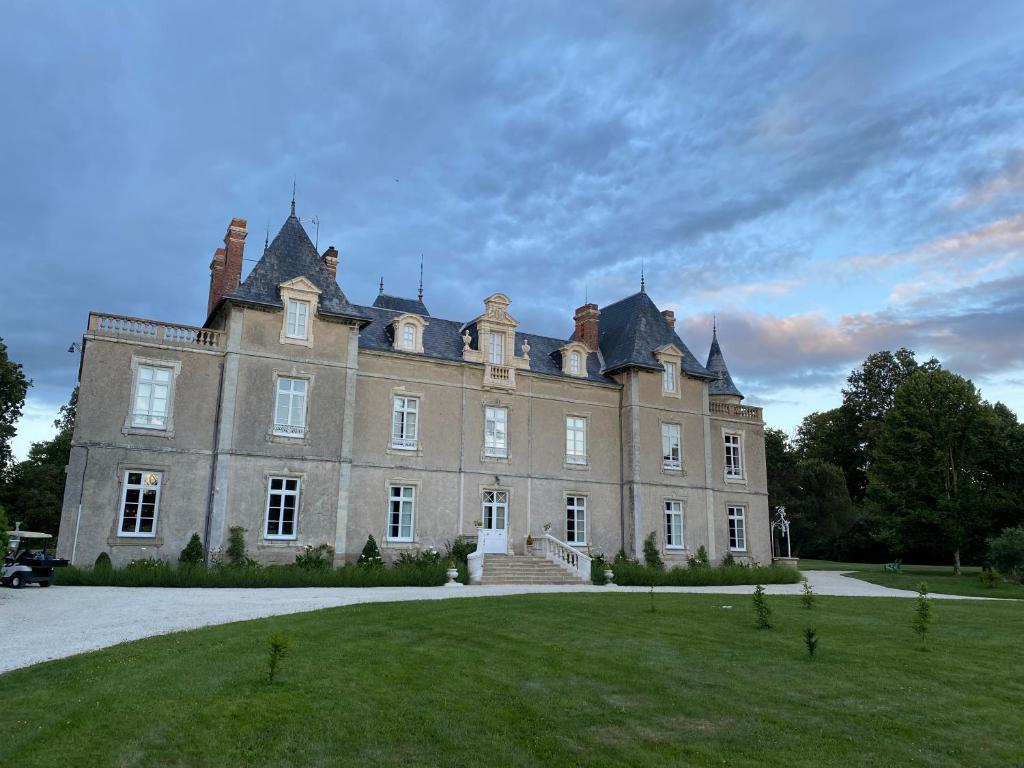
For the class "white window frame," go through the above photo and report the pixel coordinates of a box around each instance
[662,423,681,470]
[565,495,587,545]
[569,351,581,375]
[273,377,308,438]
[663,361,677,393]
[481,489,508,530]
[725,432,744,480]
[286,298,310,340]
[131,364,174,430]
[264,476,300,540]
[664,500,684,549]
[484,405,508,458]
[391,396,419,450]
[728,505,747,551]
[401,322,416,350]
[565,416,587,465]
[117,470,162,537]
[387,485,416,542]
[488,332,504,365]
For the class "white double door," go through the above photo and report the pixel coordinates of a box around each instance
[480,489,508,554]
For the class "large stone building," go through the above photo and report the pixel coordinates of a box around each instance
[57,207,770,575]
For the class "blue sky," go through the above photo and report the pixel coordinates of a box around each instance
[2,0,1023,459]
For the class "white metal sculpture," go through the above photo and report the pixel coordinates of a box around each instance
[771,506,792,558]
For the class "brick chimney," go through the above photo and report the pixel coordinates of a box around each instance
[573,303,601,351]
[323,246,339,281]
[207,218,247,318]
[661,309,675,328]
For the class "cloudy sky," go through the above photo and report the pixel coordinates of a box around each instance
[2,0,1023,458]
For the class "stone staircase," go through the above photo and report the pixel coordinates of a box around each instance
[480,554,588,585]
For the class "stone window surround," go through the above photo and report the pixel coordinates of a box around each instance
[123,355,183,439]
[654,344,683,399]
[383,476,422,546]
[481,398,513,464]
[727,503,748,552]
[107,460,170,546]
[663,497,686,550]
[387,385,425,456]
[559,341,590,378]
[563,490,588,546]
[261,470,304,542]
[563,409,591,470]
[660,419,684,475]
[722,427,747,484]
[391,313,429,354]
[278,277,322,348]
[268,368,315,444]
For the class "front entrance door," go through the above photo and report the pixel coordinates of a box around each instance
[480,490,508,554]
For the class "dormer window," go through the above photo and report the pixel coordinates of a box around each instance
[654,344,683,397]
[663,361,677,393]
[278,277,321,348]
[287,299,309,340]
[570,351,581,375]
[390,313,428,354]
[402,323,416,350]
[559,341,590,378]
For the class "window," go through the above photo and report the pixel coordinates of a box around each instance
[273,377,307,437]
[663,361,677,393]
[570,351,581,375]
[662,423,681,470]
[484,406,508,457]
[132,365,172,428]
[286,299,310,339]
[728,506,746,551]
[488,332,504,364]
[118,471,161,536]
[401,323,416,350]
[565,416,587,465]
[725,433,743,479]
[482,489,508,529]
[664,500,684,548]
[565,495,587,544]
[264,477,299,539]
[388,485,415,541]
[391,396,419,450]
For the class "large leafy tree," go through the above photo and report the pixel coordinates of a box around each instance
[867,369,989,573]
[0,337,31,480]
[794,407,863,500]
[786,459,858,559]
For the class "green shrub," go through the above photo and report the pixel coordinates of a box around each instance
[613,548,633,566]
[800,578,815,609]
[804,628,818,658]
[988,525,1024,583]
[912,581,932,644]
[179,533,204,565]
[612,561,801,587]
[0,504,9,550]
[394,548,441,569]
[224,526,258,568]
[590,552,609,585]
[267,632,291,683]
[295,543,334,571]
[979,568,1003,588]
[720,551,736,567]
[358,535,383,569]
[642,532,664,570]
[94,551,112,571]
[445,538,475,584]
[688,545,709,569]
[753,584,772,629]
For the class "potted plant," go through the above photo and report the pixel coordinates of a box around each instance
[445,559,459,585]
[526,533,534,548]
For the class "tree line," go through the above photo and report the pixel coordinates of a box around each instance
[768,348,1024,571]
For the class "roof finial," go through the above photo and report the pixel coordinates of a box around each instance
[379,276,384,295]
[640,258,646,293]
[713,314,717,337]
[418,254,424,302]
[290,179,296,216]
[264,223,270,252]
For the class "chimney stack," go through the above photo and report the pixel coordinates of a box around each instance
[573,303,601,351]
[207,218,247,319]
[323,246,339,281]
[661,309,675,328]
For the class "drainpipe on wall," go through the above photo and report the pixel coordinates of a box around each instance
[69,444,90,566]
[202,356,227,565]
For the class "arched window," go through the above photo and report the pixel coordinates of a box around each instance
[402,323,416,350]
[570,351,581,374]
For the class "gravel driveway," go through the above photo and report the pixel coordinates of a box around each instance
[0,571,991,674]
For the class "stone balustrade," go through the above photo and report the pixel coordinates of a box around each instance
[87,313,224,350]
[709,400,763,421]
[484,363,516,389]
[536,533,592,581]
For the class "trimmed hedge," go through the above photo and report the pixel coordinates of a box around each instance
[613,562,801,587]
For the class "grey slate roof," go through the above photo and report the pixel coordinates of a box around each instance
[372,293,430,316]
[706,330,744,399]
[223,214,370,323]
[597,292,714,379]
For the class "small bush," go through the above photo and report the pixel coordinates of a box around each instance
[358,535,383,569]
[225,526,258,568]
[753,584,772,629]
[295,543,334,571]
[979,568,1003,589]
[642,532,664,570]
[804,628,818,658]
[94,551,112,571]
[267,632,291,683]
[590,552,609,585]
[0,504,8,550]
[912,581,932,645]
[394,548,441,569]
[179,533,204,565]
[613,548,633,566]
[988,525,1024,583]
[612,561,801,587]
[800,578,815,609]
[720,551,736,567]
[688,545,709,569]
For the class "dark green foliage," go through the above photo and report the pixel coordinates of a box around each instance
[753,584,772,629]
[445,538,475,584]
[988,525,1024,582]
[720,551,735,567]
[978,568,1002,588]
[804,628,818,658]
[642,532,663,570]
[912,581,932,644]
[0,503,8,549]
[94,551,112,571]
[294,543,334,571]
[267,633,291,683]
[357,534,383,569]
[179,533,204,565]
[800,578,815,609]
[394,548,441,569]
[224,526,257,568]
[590,552,609,584]
[0,336,31,480]
[613,547,632,565]
[613,561,801,587]
[689,545,709,569]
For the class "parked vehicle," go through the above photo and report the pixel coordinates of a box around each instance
[2,529,68,588]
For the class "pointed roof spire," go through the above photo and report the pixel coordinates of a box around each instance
[290,179,297,217]
[264,223,270,253]
[418,255,424,302]
[379,276,384,296]
[640,258,646,293]
[705,320,744,399]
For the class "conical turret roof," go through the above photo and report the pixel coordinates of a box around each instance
[705,327,743,398]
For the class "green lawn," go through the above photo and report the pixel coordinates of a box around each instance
[3,594,1023,767]
[800,559,1024,599]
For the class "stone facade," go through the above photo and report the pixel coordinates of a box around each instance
[57,212,770,567]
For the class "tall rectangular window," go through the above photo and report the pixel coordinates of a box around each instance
[728,506,746,551]
[488,332,504,364]
[391,396,419,450]
[725,433,743,479]
[118,471,161,536]
[388,485,415,542]
[566,495,587,545]
[664,500,684,548]
[265,477,299,540]
[286,299,310,339]
[662,423,681,470]
[484,406,508,457]
[565,416,587,464]
[663,361,677,393]
[273,377,307,437]
[132,365,172,428]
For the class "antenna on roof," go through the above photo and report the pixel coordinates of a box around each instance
[290,179,297,216]
[585,284,588,304]
[418,254,424,302]
[640,258,646,294]
[379,276,384,295]
[312,216,320,250]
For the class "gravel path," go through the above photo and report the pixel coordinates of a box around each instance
[0,571,994,674]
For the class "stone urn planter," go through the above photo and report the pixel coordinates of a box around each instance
[604,568,614,584]
[444,564,462,587]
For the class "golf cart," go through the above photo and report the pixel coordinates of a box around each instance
[2,528,68,588]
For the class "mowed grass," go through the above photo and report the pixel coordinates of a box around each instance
[800,559,1024,599]
[2,594,1023,767]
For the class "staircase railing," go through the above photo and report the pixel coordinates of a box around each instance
[536,534,592,582]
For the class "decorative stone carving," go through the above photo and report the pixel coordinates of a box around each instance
[462,330,472,351]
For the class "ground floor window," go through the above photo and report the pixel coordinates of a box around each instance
[481,489,508,530]
[388,485,415,541]
[118,470,161,536]
[728,505,746,551]
[664,500,683,548]
[565,495,587,544]
[265,477,299,539]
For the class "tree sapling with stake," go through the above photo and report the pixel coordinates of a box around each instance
[801,578,815,609]
[912,581,932,646]
[267,632,291,683]
[753,584,772,629]
[804,628,818,658]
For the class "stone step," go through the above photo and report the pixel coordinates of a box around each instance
[479,555,588,585]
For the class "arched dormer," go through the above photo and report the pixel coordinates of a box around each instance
[559,341,590,378]
[390,313,428,354]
